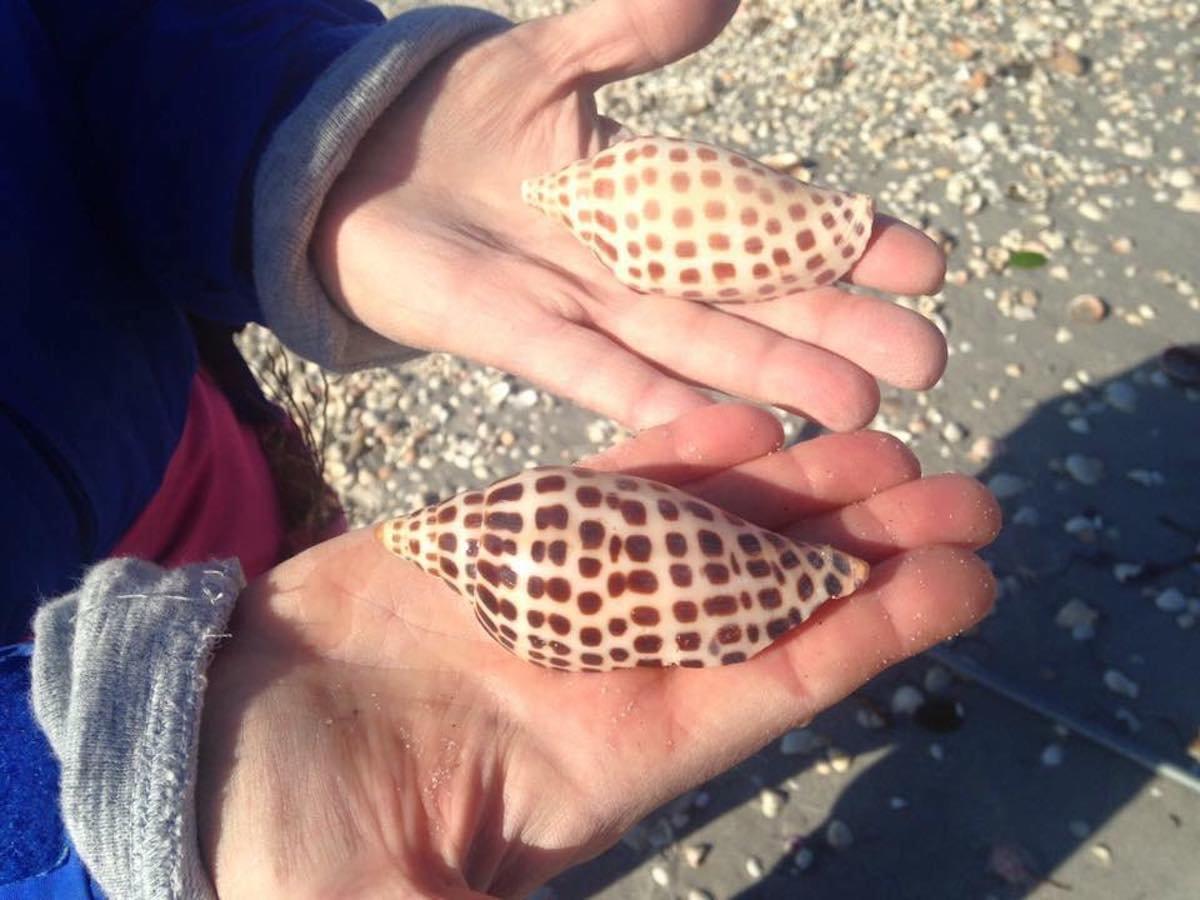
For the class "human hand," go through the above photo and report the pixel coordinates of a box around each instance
[313,0,948,432]
[196,403,998,898]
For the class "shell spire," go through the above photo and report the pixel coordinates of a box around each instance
[520,136,874,303]
[377,467,870,673]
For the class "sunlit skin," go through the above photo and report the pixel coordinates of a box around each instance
[193,1,997,895]
[313,0,947,433]
[197,404,1000,898]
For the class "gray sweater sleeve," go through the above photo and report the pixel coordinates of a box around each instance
[254,5,511,372]
[31,558,244,900]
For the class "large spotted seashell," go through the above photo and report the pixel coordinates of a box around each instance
[521,136,874,303]
[376,467,869,673]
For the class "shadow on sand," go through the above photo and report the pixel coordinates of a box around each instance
[551,351,1199,899]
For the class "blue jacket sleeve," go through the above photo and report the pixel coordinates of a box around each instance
[29,0,388,325]
[0,643,105,897]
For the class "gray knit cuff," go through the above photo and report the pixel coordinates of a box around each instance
[254,6,511,371]
[31,558,244,900]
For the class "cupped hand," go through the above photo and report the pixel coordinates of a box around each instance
[314,0,947,432]
[196,404,998,898]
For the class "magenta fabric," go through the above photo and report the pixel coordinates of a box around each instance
[110,368,285,580]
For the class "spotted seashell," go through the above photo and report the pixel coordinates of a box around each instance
[376,467,870,673]
[520,136,874,303]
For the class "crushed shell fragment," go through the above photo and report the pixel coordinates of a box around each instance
[376,467,869,672]
[521,136,875,302]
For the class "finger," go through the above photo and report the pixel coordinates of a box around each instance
[467,315,715,431]
[648,546,996,780]
[681,430,922,527]
[578,402,784,483]
[591,294,881,431]
[844,214,947,296]
[541,0,741,87]
[726,286,948,390]
[785,474,1003,560]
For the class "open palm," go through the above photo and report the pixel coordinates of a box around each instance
[196,404,998,897]
[314,0,948,431]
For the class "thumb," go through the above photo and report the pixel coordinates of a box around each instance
[539,0,740,87]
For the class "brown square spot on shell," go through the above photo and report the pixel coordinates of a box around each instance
[673,600,698,622]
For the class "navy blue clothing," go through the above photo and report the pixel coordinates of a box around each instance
[1,0,389,888]
[1,0,387,643]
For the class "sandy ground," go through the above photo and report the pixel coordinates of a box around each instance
[241,1,1200,896]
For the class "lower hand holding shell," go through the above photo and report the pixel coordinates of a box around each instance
[376,467,869,672]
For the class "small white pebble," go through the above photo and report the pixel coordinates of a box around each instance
[780,729,825,756]
[486,380,511,404]
[1090,843,1113,866]
[891,684,925,716]
[686,890,714,900]
[1041,743,1065,767]
[968,435,1001,464]
[1104,669,1140,699]
[760,788,787,819]
[511,388,539,408]
[924,665,953,694]
[827,748,852,773]
[1127,469,1165,487]
[636,827,667,855]
[1055,327,1074,343]
[1064,454,1104,485]
[745,856,765,879]
[683,843,710,869]
[1012,505,1040,526]
[1155,588,1188,613]
[1113,563,1143,583]
[793,846,816,871]
[987,473,1029,499]
[650,864,670,888]
[1103,381,1137,413]
[826,820,854,850]
[855,706,887,730]
[1067,293,1110,323]
[1167,169,1195,189]
[942,421,966,443]
[1064,514,1101,540]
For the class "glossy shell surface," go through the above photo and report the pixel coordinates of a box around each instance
[377,467,870,672]
[521,136,874,302]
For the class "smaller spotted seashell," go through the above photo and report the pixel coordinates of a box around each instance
[376,467,870,672]
[521,136,875,303]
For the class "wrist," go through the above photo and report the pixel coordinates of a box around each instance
[193,576,491,899]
